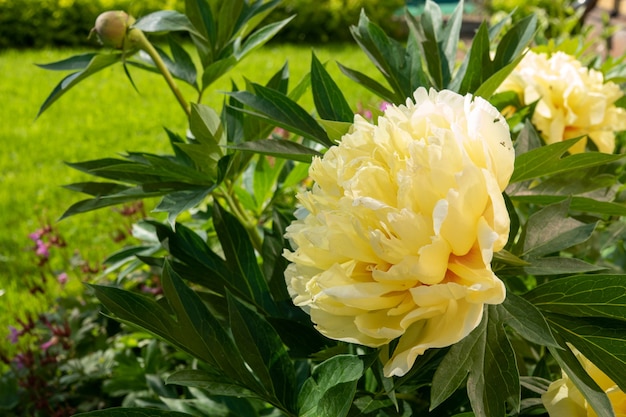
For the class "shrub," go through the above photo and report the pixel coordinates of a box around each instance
[0,0,181,48]
[0,0,404,48]
[267,0,406,43]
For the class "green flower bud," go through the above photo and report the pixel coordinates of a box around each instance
[90,10,136,49]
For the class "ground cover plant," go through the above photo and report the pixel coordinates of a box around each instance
[4,0,626,415]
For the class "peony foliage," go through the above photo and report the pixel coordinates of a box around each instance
[37,0,626,416]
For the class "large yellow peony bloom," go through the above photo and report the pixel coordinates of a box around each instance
[542,351,626,417]
[499,51,626,153]
[283,88,514,377]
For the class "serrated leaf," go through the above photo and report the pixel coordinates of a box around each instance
[525,274,626,322]
[37,53,121,117]
[311,52,354,122]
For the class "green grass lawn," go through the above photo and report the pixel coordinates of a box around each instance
[0,42,380,344]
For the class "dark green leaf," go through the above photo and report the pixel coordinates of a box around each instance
[62,181,130,196]
[351,10,420,101]
[509,195,626,217]
[229,86,333,147]
[310,52,354,122]
[213,202,277,315]
[519,257,606,275]
[234,16,294,60]
[133,11,204,38]
[298,355,364,417]
[547,314,626,390]
[337,63,397,103]
[431,307,520,417]
[160,262,263,390]
[525,274,626,322]
[499,293,559,347]
[492,15,537,70]
[153,188,212,228]
[510,137,625,183]
[228,139,320,162]
[474,54,524,99]
[263,208,295,302]
[455,23,491,95]
[73,408,195,417]
[168,36,198,88]
[201,56,238,90]
[37,53,121,117]
[430,314,487,410]
[227,293,296,410]
[522,199,597,258]
[36,52,98,71]
[167,369,258,398]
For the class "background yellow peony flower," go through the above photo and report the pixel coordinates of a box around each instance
[542,351,626,417]
[284,88,515,377]
[498,51,626,153]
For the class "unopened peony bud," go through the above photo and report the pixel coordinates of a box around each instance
[90,10,136,49]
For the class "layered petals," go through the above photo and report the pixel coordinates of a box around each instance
[284,87,514,377]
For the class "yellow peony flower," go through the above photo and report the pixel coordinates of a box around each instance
[542,351,626,417]
[499,51,626,153]
[283,88,514,377]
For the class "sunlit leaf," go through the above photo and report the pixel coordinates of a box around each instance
[37,53,122,117]
[133,10,204,39]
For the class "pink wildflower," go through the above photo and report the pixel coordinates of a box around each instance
[7,326,19,344]
[57,272,68,286]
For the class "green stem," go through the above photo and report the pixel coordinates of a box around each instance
[127,28,191,118]
[216,184,264,253]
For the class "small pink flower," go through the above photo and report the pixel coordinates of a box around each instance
[28,229,44,241]
[35,240,50,258]
[7,326,19,344]
[40,336,58,351]
[379,101,390,111]
[57,272,68,286]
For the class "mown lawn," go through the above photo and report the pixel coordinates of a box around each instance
[0,42,380,345]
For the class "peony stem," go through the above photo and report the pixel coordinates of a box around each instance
[127,28,191,118]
